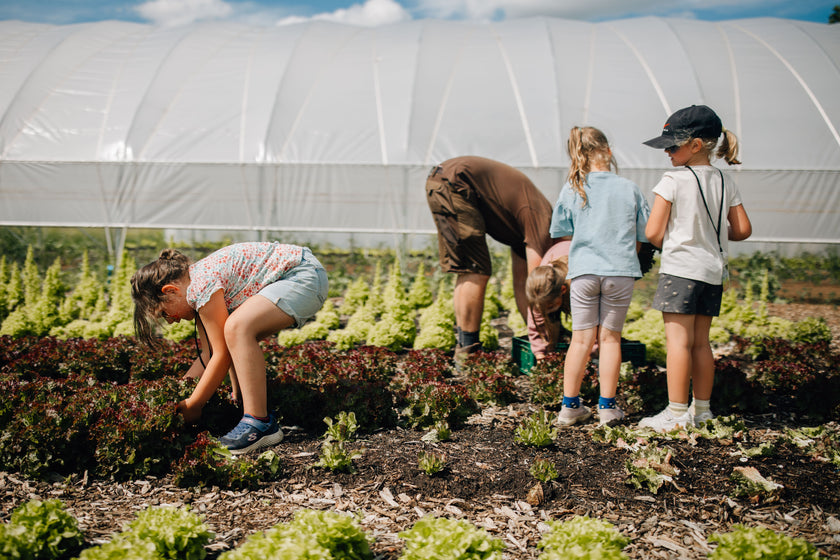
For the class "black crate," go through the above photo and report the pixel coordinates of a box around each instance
[511,336,646,374]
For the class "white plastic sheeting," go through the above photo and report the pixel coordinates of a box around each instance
[0,17,839,245]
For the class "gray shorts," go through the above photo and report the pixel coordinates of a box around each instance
[258,248,329,327]
[652,273,723,316]
[569,275,635,332]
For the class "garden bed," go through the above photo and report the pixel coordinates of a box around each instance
[1,303,839,559]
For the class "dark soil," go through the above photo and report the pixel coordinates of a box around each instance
[1,303,839,559]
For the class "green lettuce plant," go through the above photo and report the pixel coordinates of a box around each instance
[708,524,819,560]
[622,308,666,366]
[529,458,559,483]
[277,299,340,346]
[418,451,446,476]
[625,445,680,494]
[338,275,370,316]
[783,424,840,467]
[315,440,362,473]
[0,498,84,560]
[730,466,783,500]
[514,409,557,447]
[537,515,630,560]
[413,284,456,350]
[407,261,434,309]
[398,516,504,560]
[121,505,214,560]
[421,420,452,443]
[77,505,213,560]
[323,410,359,442]
[77,538,159,560]
[219,509,373,560]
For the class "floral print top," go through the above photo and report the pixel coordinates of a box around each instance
[186,242,304,312]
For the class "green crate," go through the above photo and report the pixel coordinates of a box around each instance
[511,336,646,374]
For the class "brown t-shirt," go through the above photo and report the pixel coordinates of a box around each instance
[437,156,553,258]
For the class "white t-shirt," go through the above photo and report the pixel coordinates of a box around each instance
[652,165,743,285]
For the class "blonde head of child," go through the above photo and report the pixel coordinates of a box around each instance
[525,256,571,343]
[566,126,618,207]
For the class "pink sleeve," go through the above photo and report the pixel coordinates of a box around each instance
[527,306,550,357]
[526,240,570,357]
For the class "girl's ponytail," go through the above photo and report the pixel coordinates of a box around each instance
[566,126,616,207]
[717,127,741,165]
[567,127,589,206]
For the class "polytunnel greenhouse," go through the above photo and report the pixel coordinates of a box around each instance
[0,16,838,251]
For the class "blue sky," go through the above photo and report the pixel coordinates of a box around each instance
[0,0,837,27]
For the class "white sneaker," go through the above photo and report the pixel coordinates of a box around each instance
[688,402,714,427]
[691,410,714,427]
[598,406,625,426]
[638,408,691,432]
[557,405,592,426]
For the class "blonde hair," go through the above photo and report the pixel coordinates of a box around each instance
[694,127,741,165]
[130,249,191,347]
[566,126,617,207]
[525,256,571,344]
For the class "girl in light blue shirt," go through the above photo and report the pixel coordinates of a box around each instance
[550,126,650,427]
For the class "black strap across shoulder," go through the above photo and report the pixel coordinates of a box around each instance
[686,165,725,254]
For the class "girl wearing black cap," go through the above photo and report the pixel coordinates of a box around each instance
[640,105,752,432]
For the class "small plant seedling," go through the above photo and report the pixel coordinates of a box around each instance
[323,411,359,442]
[421,420,451,443]
[315,441,361,473]
[418,451,446,476]
[529,458,559,482]
[514,409,558,447]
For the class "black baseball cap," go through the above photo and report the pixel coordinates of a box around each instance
[643,105,723,149]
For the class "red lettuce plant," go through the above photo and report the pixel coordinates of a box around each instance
[90,379,191,480]
[458,350,519,405]
[171,432,282,489]
[750,338,840,419]
[265,341,397,430]
[398,380,479,429]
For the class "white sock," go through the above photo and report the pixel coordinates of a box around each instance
[693,399,711,415]
[667,401,689,416]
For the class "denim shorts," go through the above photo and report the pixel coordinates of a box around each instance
[569,275,635,332]
[258,248,328,327]
[652,273,723,316]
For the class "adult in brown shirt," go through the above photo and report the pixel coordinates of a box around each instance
[425,156,554,357]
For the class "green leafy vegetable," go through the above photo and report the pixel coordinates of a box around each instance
[398,516,504,560]
[0,498,84,560]
[219,509,373,560]
[537,515,630,560]
[708,524,820,560]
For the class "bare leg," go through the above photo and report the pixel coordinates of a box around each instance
[597,327,622,399]
[228,364,242,405]
[454,273,490,332]
[662,312,694,405]
[690,315,715,400]
[224,295,295,418]
[563,326,597,397]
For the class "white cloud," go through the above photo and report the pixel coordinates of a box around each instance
[409,0,770,21]
[134,0,233,26]
[277,0,410,26]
